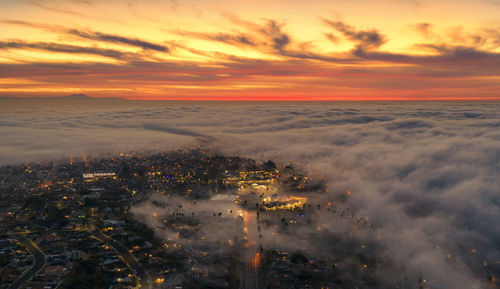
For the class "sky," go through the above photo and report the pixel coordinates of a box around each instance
[0,0,500,100]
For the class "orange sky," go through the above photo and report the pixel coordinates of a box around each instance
[0,0,499,100]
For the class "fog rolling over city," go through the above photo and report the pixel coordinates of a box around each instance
[1,99,500,288]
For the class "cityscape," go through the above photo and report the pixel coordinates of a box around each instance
[2,148,499,289]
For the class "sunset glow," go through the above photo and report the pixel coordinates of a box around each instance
[1,0,499,100]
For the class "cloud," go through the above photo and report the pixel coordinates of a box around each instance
[325,32,338,43]
[67,29,169,52]
[260,19,291,52]
[170,29,256,47]
[1,100,499,289]
[352,44,500,71]
[142,123,215,143]
[1,19,60,31]
[1,20,169,52]
[27,0,91,18]
[130,195,243,246]
[1,18,500,98]
[323,19,386,50]
[217,16,354,63]
[384,119,434,130]
[483,29,500,49]
[415,22,433,37]
[0,40,137,60]
[215,16,293,55]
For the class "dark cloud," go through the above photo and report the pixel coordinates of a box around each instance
[222,16,293,55]
[260,19,290,52]
[0,40,136,60]
[323,19,386,50]
[170,30,256,47]
[1,20,168,52]
[416,44,496,60]
[352,44,500,72]
[384,119,434,130]
[212,34,254,46]
[142,122,215,143]
[217,17,354,63]
[143,123,205,137]
[67,29,169,52]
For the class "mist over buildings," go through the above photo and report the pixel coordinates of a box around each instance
[1,99,499,288]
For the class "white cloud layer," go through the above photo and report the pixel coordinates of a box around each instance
[1,99,499,288]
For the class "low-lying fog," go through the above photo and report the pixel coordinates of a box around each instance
[1,99,499,288]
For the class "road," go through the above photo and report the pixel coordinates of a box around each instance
[8,237,46,289]
[90,229,151,289]
[240,211,262,289]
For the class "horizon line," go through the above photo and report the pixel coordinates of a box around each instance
[2,96,500,102]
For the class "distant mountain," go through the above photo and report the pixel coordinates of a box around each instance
[60,94,92,99]
[0,94,127,101]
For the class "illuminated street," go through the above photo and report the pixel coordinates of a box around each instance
[8,237,46,289]
[240,210,262,289]
[91,230,150,289]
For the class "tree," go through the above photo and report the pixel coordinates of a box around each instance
[264,160,276,170]
[60,259,109,289]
